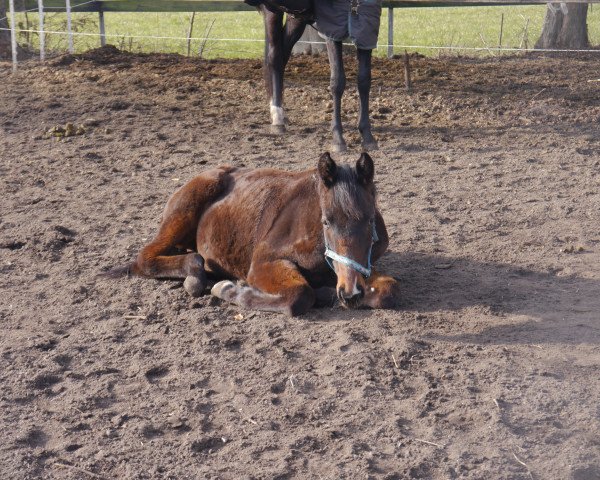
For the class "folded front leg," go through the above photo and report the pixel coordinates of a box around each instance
[362,270,400,309]
[211,259,315,317]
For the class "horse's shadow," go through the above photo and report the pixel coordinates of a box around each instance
[373,250,600,346]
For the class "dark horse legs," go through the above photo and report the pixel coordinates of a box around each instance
[326,39,347,152]
[357,47,378,150]
[261,5,307,133]
[326,39,378,152]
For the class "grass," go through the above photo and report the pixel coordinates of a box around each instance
[12,5,600,59]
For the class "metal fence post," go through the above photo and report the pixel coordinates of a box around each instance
[9,0,17,71]
[66,0,74,53]
[38,0,45,60]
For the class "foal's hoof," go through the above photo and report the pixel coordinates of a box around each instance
[270,124,286,135]
[184,275,206,297]
[363,277,400,309]
[211,280,235,300]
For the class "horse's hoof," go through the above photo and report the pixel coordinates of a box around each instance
[362,140,379,152]
[184,275,206,297]
[270,124,286,134]
[331,142,347,153]
[211,280,235,300]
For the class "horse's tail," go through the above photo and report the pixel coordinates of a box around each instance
[98,262,134,279]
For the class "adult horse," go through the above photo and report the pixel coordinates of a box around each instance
[247,0,382,152]
[104,153,399,316]
[244,0,312,132]
[315,0,382,152]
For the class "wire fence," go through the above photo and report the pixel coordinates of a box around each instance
[4,25,600,53]
[3,5,600,65]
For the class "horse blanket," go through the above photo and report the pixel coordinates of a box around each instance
[244,0,313,20]
[315,0,383,50]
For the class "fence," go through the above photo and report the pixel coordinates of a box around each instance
[4,0,599,71]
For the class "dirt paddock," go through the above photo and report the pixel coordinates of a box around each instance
[1,47,600,479]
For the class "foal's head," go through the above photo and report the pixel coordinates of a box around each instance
[317,152,377,308]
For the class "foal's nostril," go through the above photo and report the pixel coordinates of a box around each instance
[337,286,365,306]
[355,285,365,299]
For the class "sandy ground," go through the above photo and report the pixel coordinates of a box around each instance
[1,46,600,479]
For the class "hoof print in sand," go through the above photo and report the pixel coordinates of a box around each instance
[16,428,48,449]
[190,437,226,455]
[140,423,164,440]
[144,365,170,383]
[30,373,62,391]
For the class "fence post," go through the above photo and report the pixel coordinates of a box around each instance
[9,0,17,71]
[387,7,394,58]
[38,0,45,60]
[99,7,106,47]
[66,0,74,53]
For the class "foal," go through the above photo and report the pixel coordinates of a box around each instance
[104,153,399,316]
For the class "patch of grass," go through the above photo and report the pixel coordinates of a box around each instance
[13,5,600,58]
[384,5,600,56]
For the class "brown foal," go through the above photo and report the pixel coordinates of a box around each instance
[105,153,399,316]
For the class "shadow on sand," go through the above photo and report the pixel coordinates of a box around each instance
[374,250,600,346]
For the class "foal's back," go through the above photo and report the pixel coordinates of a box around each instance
[196,167,320,279]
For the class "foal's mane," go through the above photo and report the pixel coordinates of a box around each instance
[324,165,375,220]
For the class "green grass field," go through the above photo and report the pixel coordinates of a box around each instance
[13,5,600,58]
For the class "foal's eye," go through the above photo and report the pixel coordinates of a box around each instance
[322,218,331,228]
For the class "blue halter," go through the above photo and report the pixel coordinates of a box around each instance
[324,222,378,278]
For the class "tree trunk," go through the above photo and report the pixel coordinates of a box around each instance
[0,0,12,59]
[0,0,27,60]
[292,26,326,55]
[535,3,589,49]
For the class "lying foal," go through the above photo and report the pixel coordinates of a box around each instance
[105,153,399,316]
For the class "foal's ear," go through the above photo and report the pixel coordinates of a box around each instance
[356,152,374,186]
[318,152,337,187]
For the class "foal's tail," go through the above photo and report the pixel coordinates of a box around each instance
[98,262,134,279]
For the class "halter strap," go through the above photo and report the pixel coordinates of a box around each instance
[324,222,378,278]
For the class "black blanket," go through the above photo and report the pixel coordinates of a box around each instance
[244,0,313,19]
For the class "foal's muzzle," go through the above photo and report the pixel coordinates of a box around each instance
[337,284,365,308]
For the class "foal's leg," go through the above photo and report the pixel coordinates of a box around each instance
[356,48,378,151]
[132,219,207,297]
[262,7,286,133]
[363,271,400,309]
[129,172,228,297]
[371,210,390,262]
[211,259,315,316]
[326,39,347,152]
[314,286,338,308]
[363,214,396,308]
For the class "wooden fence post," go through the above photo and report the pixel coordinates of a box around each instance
[387,7,394,58]
[99,7,106,47]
